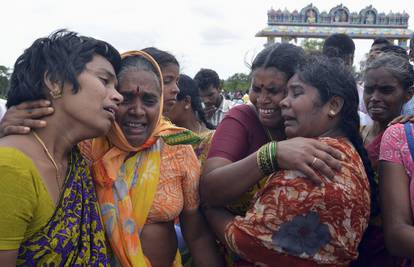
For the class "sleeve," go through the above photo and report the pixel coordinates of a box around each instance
[380,124,405,164]
[0,157,38,250]
[181,145,201,211]
[207,108,251,162]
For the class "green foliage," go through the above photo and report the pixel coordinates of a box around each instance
[222,72,250,92]
[300,38,324,54]
[0,65,10,99]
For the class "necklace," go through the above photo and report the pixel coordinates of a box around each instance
[32,132,62,193]
[264,127,274,141]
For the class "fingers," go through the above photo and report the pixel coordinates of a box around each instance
[23,107,54,119]
[14,100,51,110]
[298,164,322,185]
[22,118,47,129]
[312,141,343,161]
[388,115,414,126]
[311,156,335,180]
[2,126,31,136]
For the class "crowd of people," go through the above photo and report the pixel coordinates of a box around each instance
[0,29,414,267]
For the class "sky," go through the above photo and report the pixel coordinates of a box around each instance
[1,0,412,80]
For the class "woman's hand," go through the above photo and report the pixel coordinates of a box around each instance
[277,137,343,185]
[0,100,54,138]
[388,115,414,126]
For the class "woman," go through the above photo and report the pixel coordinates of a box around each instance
[201,44,343,217]
[376,57,414,265]
[206,56,373,266]
[167,74,215,164]
[84,50,223,267]
[380,122,414,267]
[353,53,414,267]
[0,30,123,266]
[142,47,181,117]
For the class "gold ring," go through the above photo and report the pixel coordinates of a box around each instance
[311,157,317,167]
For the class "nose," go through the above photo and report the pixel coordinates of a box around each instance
[257,91,271,105]
[279,95,289,109]
[369,89,382,102]
[128,100,145,117]
[110,87,123,105]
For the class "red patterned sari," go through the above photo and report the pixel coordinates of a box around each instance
[224,138,370,266]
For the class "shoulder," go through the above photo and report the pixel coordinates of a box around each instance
[0,146,38,171]
[383,123,405,139]
[226,104,258,122]
[161,143,198,163]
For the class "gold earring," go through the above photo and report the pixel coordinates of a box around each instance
[185,105,190,110]
[328,110,336,118]
[49,87,62,99]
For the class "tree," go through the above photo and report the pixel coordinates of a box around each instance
[0,65,10,98]
[300,38,324,54]
[223,73,250,92]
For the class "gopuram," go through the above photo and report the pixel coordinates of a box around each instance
[256,4,413,48]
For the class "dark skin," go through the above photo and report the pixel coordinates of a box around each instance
[380,161,414,257]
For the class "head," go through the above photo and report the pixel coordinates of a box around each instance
[115,51,163,147]
[249,43,304,130]
[142,47,180,116]
[380,45,409,60]
[368,37,392,62]
[194,68,222,108]
[322,33,355,69]
[7,29,123,137]
[363,53,414,125]
[281,56,356,139]
[167,74,214,129]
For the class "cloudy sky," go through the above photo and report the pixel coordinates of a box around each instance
[1,0,412,79]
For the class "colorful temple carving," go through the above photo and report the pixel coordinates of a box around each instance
[256,4,413,48]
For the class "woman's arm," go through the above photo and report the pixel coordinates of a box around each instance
[140,222,178,267]
[0,100,53,137]
[179,209,225,267]
[0,250,17,267]
[201,137,343,207]
[380,161,414,257]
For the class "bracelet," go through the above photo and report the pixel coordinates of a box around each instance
[256,141,278,175]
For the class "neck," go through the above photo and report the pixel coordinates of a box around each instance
[34,110,97,163]
[373,120,388,134]
[319,127,345,138]
[215,95,223,108]
[266,126,286,141]
[180,112,205,134]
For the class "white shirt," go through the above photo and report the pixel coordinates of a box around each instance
[0,98,6,121]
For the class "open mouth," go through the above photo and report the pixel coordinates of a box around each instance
[103,106,116,119]
[123,121,147,135]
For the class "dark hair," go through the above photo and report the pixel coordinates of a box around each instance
[251,43,305,80]
[372,37,392,47]
[365,53,414,91]
[141,47,179,69]
[177,74,214,129]
[193,68,221,92]
[323,33,355,60]
[379,45,409,60]
[7,29,121,108]
[117,54,162,91]
[296,55,378,216]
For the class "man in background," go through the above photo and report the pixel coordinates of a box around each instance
[194,68,236,128]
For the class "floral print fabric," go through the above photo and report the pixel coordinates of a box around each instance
[225,138,370,266]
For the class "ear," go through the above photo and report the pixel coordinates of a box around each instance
[43,72,63,99]
[183,95,192,110]
[327,96,344,118]
[404,86,414,104]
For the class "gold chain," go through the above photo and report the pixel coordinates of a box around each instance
[264,127,274,141]
[32,132,62,193]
